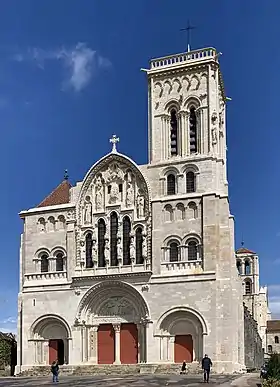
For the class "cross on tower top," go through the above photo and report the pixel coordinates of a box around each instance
[180,21,196,52]
[110,135,120,153]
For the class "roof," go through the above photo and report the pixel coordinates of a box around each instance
[37,180,71,208]
[236,247,256,255]
[267,320,280,333]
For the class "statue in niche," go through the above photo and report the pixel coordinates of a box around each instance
[211,127,218,145]
[104,239,110,263]
[142,233,147,259]
[137,195,145,218]
[117,237,122,262]
[130,234,135,261]
[126,170,133,183]
[92,239,98,263]
[126,182,134,207]
[95,176,104,211]
[109,182,119,204]
[84,196,92,224]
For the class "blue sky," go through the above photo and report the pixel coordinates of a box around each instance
[0,0,279,333]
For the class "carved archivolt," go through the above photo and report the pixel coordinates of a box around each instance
[76,280,150,324]
[77,153,151,225]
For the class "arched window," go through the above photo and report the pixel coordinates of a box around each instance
[85,233,93,268]
[136,227,143,264]
[169,241,179,262]
[236,260,242,274]
[275,336,279,344]
[170,109,178,156]
[245,260,250,275]
[189,106,198,153]
[98,219,106,267]
[268,345,272,353]
[186,171,195,193]
[187,240,199,260]
[123,216,131,265]
[110,212,118,266]
[41,254,49,273]
[245,280,252,295]
[167,174,176,195]
[188,201,197,218]
[56,252,64,272]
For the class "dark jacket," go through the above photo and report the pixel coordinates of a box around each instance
[51,364,59,375]
[202,357,212,370]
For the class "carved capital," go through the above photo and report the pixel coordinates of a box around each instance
[113,324,121,332]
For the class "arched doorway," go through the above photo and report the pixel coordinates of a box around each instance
[30,315,71,365]
[76,280,150,365]
[156,307,207,363]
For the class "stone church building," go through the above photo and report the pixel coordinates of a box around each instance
[17,46,265,374]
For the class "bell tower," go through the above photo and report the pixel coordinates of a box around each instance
[145,48,227,168]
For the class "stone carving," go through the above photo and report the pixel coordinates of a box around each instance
[92,240,98,263]
[99,297,135,319]
[211,127,218,145]
[84,196,92,224]
[95,176,104,211]
[104,239,110,264]
[67,209,75,221]
[126,182,134,207]
[117,237,122,263]
[211,111,218,125]
[130,234,135,262]
[80,240,86,264]
[137,195,145,218]
[142,233,147,260]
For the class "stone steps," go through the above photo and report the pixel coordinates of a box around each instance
[17,362,201,377]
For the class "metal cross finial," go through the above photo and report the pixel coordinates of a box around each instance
[180,20,196,52]
[64,169,69,180]
[110,134,120,153]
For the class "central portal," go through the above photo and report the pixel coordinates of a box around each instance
[97,323,138,364]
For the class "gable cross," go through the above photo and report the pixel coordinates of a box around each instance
[110,134,120,153]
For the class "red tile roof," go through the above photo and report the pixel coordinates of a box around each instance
[267,320,280,332]
[37,180,71,208]
[236,247,256,255]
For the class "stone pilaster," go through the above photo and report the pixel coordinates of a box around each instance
[113,324,121,364]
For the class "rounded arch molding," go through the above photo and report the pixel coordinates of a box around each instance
[29,314,72,340]
[76,280,151,322]
[155,306,208,336]
[76,152,152,224]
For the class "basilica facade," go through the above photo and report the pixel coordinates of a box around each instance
[17,46,247,374]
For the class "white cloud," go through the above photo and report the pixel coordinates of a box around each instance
[14,43,111,92]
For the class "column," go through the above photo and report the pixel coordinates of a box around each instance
[81,325,88,363]
[241,261,245,275]
[162,336,168,361]
[146,321,156,363]
[113,324,121,364]
[169,336,175,362]
[166,116,171,159]
[89,326,98,364]
[181,112,186,156]
[185,112,190,156]
[137,323,142,363]
[161,116,165,161]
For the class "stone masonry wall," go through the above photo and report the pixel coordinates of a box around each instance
[244,304,263,370]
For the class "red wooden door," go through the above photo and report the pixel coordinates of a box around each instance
[49,340,58,365]
[174,335,193,363]
[120,323,138,364]
[98,324,115,364]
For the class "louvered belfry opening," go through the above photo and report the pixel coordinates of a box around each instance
[189,106,197,153]
[170,109,178,156]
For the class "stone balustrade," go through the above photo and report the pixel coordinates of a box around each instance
[161,259,203,274]
[150,48,216,70]
[24,271,67,282]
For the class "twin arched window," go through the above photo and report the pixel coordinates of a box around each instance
[168,238,200,262]
[40,251,65,273]
[166,171,196,195]
[168,105,198,156]
[244,260,251,275]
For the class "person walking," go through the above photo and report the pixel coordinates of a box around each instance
[51,360,59,383]
[180,360,187,374]
[202,354,212,383]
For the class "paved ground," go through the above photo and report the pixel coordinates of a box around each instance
[0,374,248,387]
